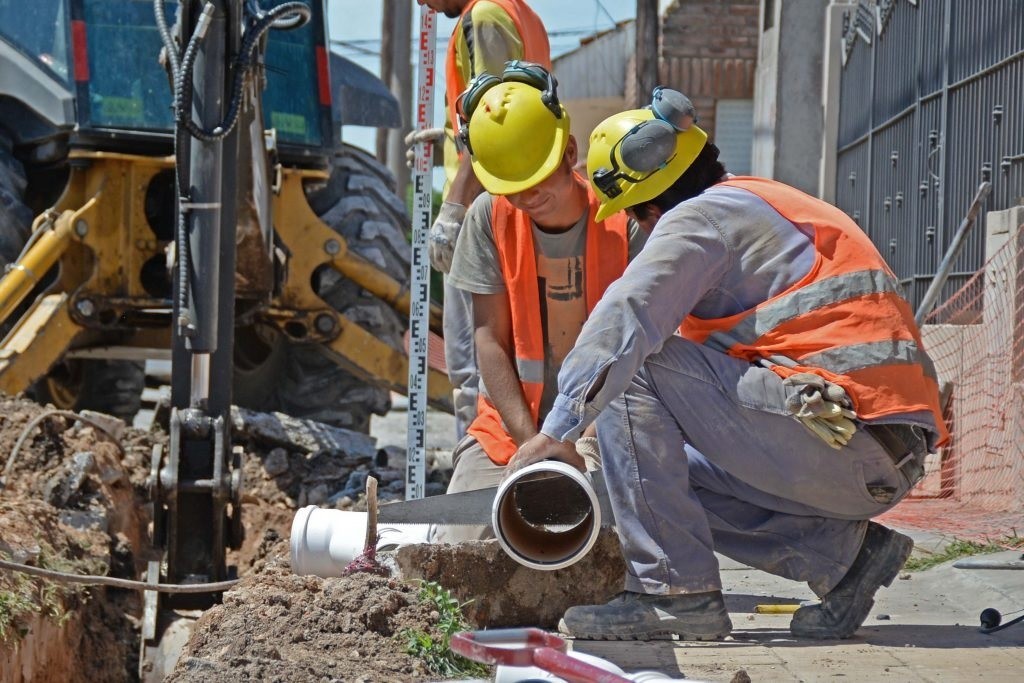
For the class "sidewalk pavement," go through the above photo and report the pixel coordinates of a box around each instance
[570,543,1024,682]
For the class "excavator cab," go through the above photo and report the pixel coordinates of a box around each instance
[0,0,332,154]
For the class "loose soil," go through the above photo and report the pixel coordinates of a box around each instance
[0,397,156,682]
[1,395,457,683]
[167,549,444,682]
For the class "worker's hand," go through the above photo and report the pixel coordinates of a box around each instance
[429,201,466,273]
[505,433,585,480]
[783,372,858,450]
[404,127,445,168]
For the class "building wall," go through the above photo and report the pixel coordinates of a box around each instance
[552,1,759,164]
[553,22,635,164]
[752,0,831,195]
[658,0,759,139]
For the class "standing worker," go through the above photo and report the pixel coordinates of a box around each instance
[434,63,647,542]
[410,0,551,439]
[511,89,948,641]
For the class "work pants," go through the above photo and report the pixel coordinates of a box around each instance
[442,279,478,439]
[431,435,501,543]
[598,337,920,598]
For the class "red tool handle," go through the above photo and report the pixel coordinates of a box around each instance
[451,629,632,683]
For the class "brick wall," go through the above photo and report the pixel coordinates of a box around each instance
[656,0,760,139]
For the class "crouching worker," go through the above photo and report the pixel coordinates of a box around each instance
[511,89,948,640]
[433,62,648,543]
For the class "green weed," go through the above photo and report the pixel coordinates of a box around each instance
[903,536,1022,572]
[0,571,36,642]
[401,580,490,679]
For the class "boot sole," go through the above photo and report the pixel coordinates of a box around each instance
[559,618,731,642]
[790,528,914,639]
[564,630,728,642]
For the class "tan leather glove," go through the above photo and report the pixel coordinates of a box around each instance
[404,127,445,168]
[783,372,858,450]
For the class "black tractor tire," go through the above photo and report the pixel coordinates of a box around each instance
[30,359,146,421]
[0,130,32,265]
[232,145,411,433]
[1,129,145,421]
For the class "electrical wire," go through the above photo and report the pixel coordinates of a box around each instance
[0,558,239,594]
[1,409,125,483]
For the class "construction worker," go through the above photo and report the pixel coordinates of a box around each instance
[510,89,949,640]
[411,0,551,439]
[433,63,648,543]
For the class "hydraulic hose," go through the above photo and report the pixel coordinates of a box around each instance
[153,0,180,81]
[174,1,311,143]
[165,0,311,325]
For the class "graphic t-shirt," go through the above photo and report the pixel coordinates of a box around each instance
[448,193,646,417]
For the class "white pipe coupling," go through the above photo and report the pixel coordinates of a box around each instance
[492,460,602,571]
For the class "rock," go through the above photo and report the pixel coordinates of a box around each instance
[59,509,108,532]
[44,451,96,507]
[231,406,376,459]
[306,484,330,507]
[263,448,290,477]
[78,410,127,441]
[376,470,403,484]
[425,482,446,497]
[394,529,626,628]
[385,479,404,493]
[730,670,752,683]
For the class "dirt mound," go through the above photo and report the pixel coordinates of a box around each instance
[168,550,442,682]
[1,395,459,681]
[0,397,157,682]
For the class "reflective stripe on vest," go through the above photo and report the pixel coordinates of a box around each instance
[680,177,949,444]
[444,0,551,132]
[468,174,629,465]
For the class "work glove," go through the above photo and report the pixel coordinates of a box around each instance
[429,202,467,273]
[404,127,445,168]
[575,436,601,472]
[783,372,858,450]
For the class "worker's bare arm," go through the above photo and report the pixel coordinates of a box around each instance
[446,154,485,208]
[473,291,538,446]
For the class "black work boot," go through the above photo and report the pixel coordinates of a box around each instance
[558,590,732,641]
[790,522,913,639]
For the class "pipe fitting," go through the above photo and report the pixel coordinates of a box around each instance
[492,461,602,571]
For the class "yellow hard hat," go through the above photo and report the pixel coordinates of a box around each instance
[587,91,708,221]
[466,80,570,196]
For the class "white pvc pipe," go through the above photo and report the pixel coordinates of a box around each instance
[492,461,602,571]
[290,507,430,577]
[494,651,690,682]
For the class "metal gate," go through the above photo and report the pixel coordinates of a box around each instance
[833,0,1024,311]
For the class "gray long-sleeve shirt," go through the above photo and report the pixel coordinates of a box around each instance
[540,183,821,442]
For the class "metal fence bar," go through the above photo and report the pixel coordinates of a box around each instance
[834,0,1024,312]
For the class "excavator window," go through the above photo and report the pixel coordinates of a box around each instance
[0,0,71,82]
[262,0,326,148]
[81,0,176,130]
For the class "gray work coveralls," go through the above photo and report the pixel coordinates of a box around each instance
[541,184,942,597]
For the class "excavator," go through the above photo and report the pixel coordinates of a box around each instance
[0,0,448,675]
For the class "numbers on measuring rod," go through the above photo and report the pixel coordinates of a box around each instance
[405,5,437,502]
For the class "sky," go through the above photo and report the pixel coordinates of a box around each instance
[327,1,676,154]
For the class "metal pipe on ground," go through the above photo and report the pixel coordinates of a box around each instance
[914,181,992,325]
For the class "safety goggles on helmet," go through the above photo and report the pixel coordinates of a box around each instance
[456,60,562,156]
[591,87,697,199]
[587,89,707,221]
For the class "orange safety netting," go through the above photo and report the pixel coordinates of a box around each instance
[881,230,1024,544]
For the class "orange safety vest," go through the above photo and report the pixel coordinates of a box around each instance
[444,0,551,133]
[469,178,629,465]
[680,177,949,444]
